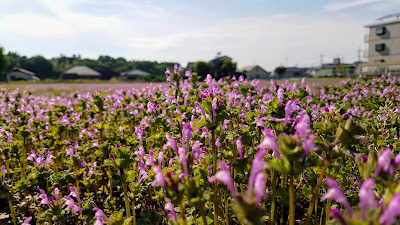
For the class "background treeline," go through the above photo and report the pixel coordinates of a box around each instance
[6,52,178,81]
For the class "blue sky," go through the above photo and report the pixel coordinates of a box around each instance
[1,0,399,71]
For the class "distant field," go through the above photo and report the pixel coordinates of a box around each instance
[0,77,350,96]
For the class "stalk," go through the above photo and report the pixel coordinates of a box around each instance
[179,203,187,225]
[224,191,229,225]
[326,199,332,222]
[132,196,136,225]
[289,174,295,225]
[200,208,208,225]
[6,191,16,225]
[268,170,278,225]
[212,130,219,225]
[304,159,330,225]
[319,207,325,225]
[123,182,131,220]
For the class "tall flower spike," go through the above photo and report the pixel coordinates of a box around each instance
[152,166,167,188]
[236,139,244,161]
[253,172,267,206]
[359,178,377,220]
[321,178,352,213]
[247,150,267,195]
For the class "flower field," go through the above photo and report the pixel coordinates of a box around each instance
[1,67,400,225]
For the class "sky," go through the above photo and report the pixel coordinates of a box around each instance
[1,0,400,71]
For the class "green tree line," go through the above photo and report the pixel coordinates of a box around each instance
[2,51,178,80]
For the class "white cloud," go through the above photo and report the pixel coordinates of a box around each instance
[0,1,367,71]
[323,0,380,11]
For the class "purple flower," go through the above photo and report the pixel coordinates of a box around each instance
[321,178,352,213]
[1,165,6,183]
[375,148,394,175]
[208,161,236,195]
[253,172,267,205]
[165,202,178,224]
[331,209,347,225]
[21,217,32,225]
[236,139,244,160]
[63,196,82,214]
[69,186,81,204]
[38,189,51,207]
[182,123,193,151]
[284,99,300,124]
[109,153,116,162]
[359,178,377,220]
[379,193,400,225]
[257,128,280,159]
[165,133,178,151]
[178,147,188,175]
[277,87,284,106]
[91,201,109,221]
[247,150,267,195]
[302,134,316,158]
[152,166,167,188]
[295,113,311,137]
[54,187,60,205]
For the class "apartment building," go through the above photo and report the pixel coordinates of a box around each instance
[360,13,400,75]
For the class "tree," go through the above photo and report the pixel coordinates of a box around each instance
[274,66,286,75]
[193,61,212,78]
[220,59,237,78]
[0,46,10,80]
[24,55,54,79]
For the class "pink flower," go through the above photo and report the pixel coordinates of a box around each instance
[21,217,32,225]
[359,178,377,220]
[257,128,280,159]
[63,196,82,214]
[375,148,394,175]
[321,178,352,213]
[208,161,236,195]
[69,186,81,204]
[236,139,244,160]
[1,165,6,183]
[152,167,167,188]
[164,202,178,224]
[379,193,400,225]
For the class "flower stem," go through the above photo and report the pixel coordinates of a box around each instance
[304,159,330,225]
[268,170,278,225]
[179,203,187,225]
[122,182,131,220]
[6,190,16,225]
[289,174,295,225]
[200,208,208,225]
[132,196,136,225]
[212,130,219,225]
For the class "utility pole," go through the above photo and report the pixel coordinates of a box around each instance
[357,47,362,62]
[320,53,324,66]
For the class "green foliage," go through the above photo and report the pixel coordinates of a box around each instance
[274,66,286,75]
[0,46,10,81]
[193,61,212,78]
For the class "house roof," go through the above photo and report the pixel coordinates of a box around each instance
[120,68,150,76]
[63,66,101,76]
[240,65,268,72]
[9,67,36,76]
[210,55,231,63]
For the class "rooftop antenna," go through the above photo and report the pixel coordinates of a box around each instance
[357,47,361,62]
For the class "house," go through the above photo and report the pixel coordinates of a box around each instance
[61,66,101,79]
[359,13,400,75]
[307,58,358,77]
[186,62,195,72]
[209,53,233,78]
[239,65,269,79]
[119,68,150,80]
[6,67,40,81]
[271,67,309,78]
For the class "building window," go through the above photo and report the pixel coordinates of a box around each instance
[374,59,385,63]
[375,44,385,52]
[376,27,386,35]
